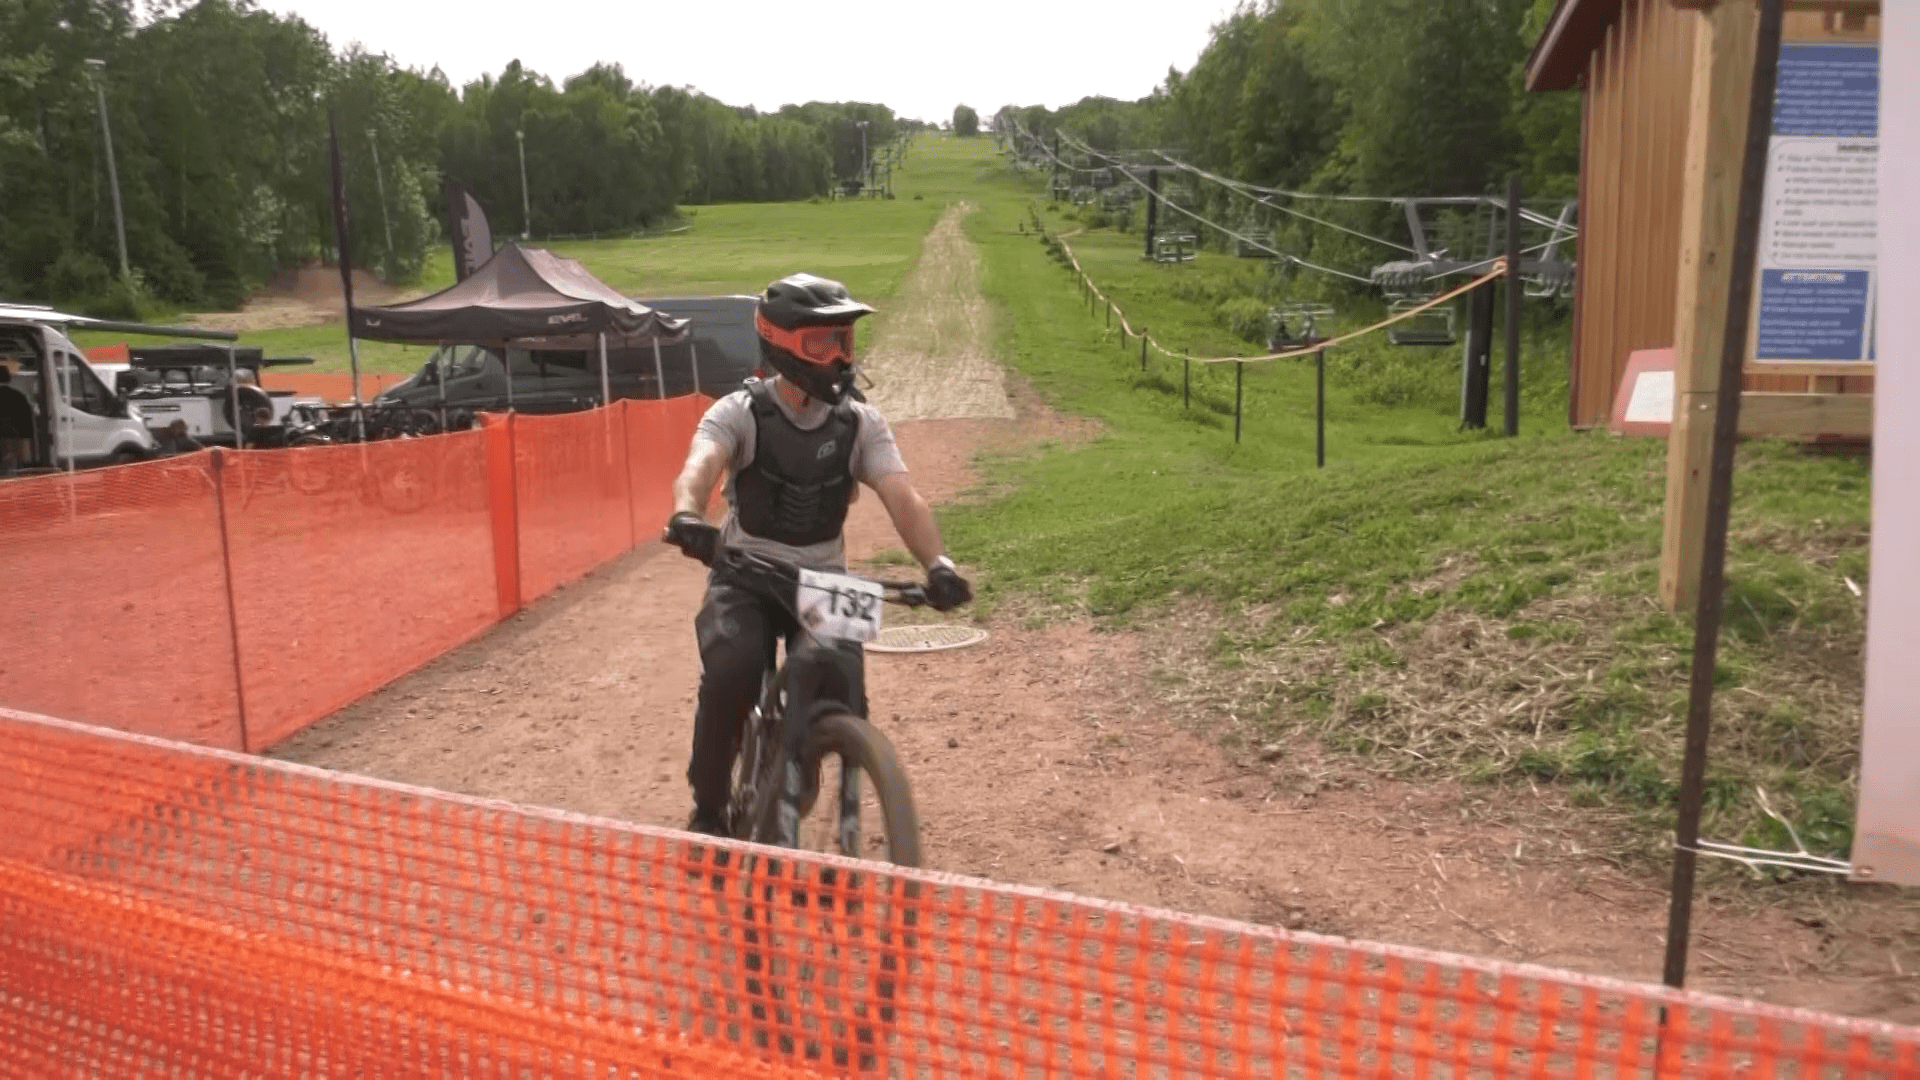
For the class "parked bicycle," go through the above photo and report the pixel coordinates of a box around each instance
[693,546,927,867]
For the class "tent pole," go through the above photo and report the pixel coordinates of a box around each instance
[598,332,611,407]
[689,342,701,397]
[505,349,514,413]
[651,339,666,400]
[227,344,242,452]
[348,334,365,442]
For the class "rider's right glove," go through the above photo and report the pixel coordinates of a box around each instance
[925,557,972,612]
[663,512,720,565]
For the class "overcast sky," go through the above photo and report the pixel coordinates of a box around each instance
[259,0,1236,123]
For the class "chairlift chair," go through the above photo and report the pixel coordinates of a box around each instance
[1151,234,1197,264]
[1385,298,1458,347]
[1266,304,1335,351]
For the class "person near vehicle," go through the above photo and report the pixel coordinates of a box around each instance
[157,419,203,455]
[663,272,971,837]
[0,367,33,473]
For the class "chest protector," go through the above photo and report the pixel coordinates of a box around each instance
[735,380,859,547]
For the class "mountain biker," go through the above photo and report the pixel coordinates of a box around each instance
[662,272,971,839]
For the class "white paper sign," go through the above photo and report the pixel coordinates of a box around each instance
[796,569,884,643]
[1624,369,1675,425]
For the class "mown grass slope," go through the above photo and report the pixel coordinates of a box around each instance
[925,135,1869,862]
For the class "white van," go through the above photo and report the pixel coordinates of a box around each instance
[0,305,161,472]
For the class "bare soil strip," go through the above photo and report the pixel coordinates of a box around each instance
[859,203,1014,422]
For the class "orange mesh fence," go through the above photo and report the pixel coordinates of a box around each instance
[626,395,711,542]
[4,704,1916,1078]
[1,398,710,753]
[510,407,641,605]
[217,434,500,749]
[0,455,244,748]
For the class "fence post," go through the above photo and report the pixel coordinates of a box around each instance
[1505,172,1524,437]
[1106,302,1112,329]
[1316,349,1327,469]
[1141,332,1148,372]
[208,447,253,753]
[1183,355,1190,410]
[483,413,523,616]
[1234,362,1244,444]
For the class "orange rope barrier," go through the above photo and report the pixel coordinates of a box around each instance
[1048,227,1507,363]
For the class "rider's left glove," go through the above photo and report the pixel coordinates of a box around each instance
[664,512,720,565]
[925,558,972,612]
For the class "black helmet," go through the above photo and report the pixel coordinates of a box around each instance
[755,273,875,403]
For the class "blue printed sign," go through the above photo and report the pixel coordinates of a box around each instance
[1774,45,1879,138]
[1755,44,1879,364]
[1756,270,1870,360]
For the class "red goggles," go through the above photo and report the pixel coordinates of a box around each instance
[757,312,856,367]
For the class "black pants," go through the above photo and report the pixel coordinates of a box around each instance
[687,567,866,818]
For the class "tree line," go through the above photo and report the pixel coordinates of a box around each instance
[995,0,1579,275]
[0,0,912,315]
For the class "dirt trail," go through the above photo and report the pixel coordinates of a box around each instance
[272,210,1920,1027]
[859,203,1014,422]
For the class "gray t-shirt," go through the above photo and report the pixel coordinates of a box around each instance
[694,376,907,571]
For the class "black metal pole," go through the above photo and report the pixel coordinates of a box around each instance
[1662,0,1784,992]
[1504,173,1524,437]
[1461,283,1496,429]
[1234,362,1243,444]
[1316,349,1326,469]
[1144,168,1161,259]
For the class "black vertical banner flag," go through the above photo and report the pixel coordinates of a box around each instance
[327,113,357,315]
[443,176,495,281]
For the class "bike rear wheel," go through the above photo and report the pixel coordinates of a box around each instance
[760,711,922,868]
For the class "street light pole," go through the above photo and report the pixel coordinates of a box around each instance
[516,128,531,240]
[84,59,130,287]
[366,128,395,271]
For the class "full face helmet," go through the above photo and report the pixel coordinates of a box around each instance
[754,273,875,403]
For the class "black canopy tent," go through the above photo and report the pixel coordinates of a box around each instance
[348,243,690,411]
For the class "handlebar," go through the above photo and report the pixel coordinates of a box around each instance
[714,547,929,608]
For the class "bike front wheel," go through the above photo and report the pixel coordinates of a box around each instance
[764,711,923,869]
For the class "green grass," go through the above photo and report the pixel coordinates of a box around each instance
[74,137,996,374]
[935,137,1871,863]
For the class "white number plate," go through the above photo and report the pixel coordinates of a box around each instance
[796,569,885,643]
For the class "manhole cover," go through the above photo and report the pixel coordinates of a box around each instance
[867,624,990,653]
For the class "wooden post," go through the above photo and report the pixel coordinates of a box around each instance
[1662,0,1784,991]
[1183,355,1190,409]
[1661,0,1762,612]
[1141,331,1148,371]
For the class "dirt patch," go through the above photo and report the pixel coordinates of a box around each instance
[861,203,1014,422]
[184,265,412,334]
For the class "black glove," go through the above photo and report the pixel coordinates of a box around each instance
[926,560,972,612]
[664,512,719,565]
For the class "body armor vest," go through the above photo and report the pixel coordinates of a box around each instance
[734,380,859,547]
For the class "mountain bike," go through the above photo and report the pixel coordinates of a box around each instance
[713,547,926,867]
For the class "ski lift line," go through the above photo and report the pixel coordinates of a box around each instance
[1088,157,1376,284]
[1049,226,1507,366]
[1254,196,1417,254]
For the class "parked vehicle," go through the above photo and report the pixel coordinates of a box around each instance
[375,295,760,416]
[113,344,323,448]
[0,304,161,472]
